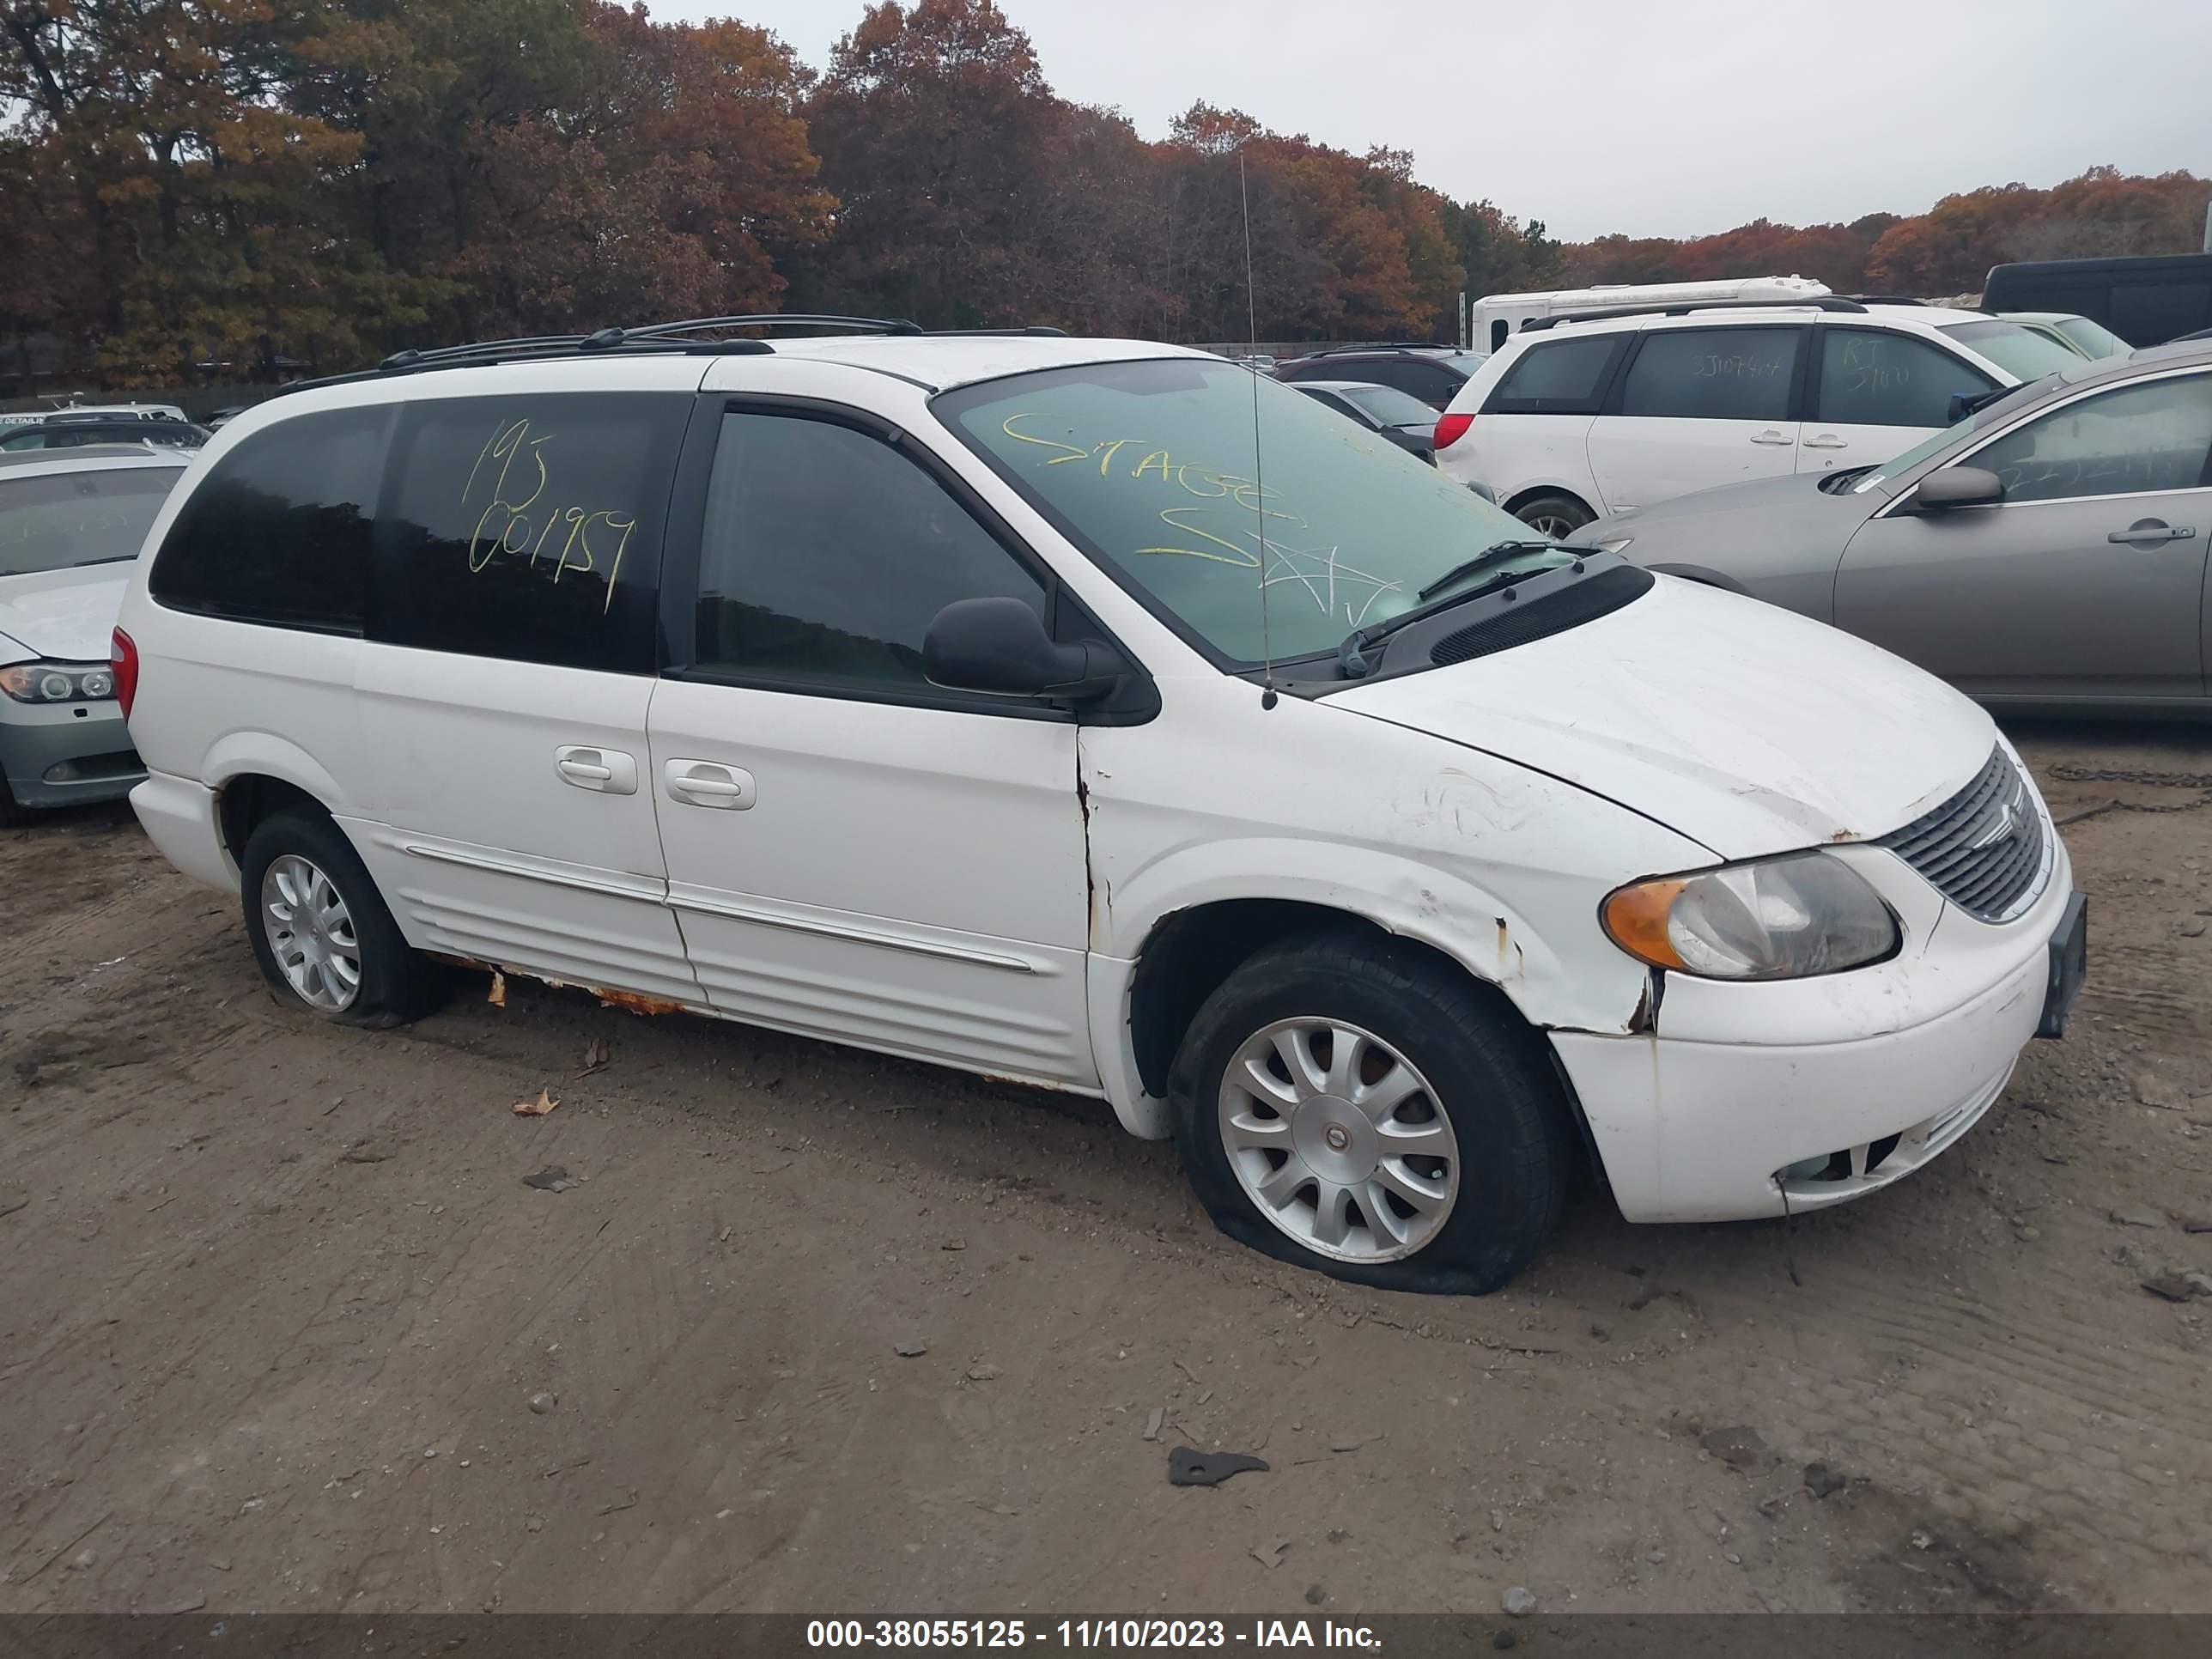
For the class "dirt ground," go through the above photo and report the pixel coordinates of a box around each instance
[3,719,2210,1620]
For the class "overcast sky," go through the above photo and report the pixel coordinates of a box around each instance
[656,0,2208,240]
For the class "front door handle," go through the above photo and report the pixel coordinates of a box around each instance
[555,746,638,795]
[1750,430,1793,446]
[664,759,757,811]
[1802,434,1849,449]
[2108,520,2196,547]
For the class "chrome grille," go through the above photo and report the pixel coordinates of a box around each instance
[1877,746,2047,923]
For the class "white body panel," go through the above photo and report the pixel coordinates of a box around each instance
[114,334,2071,1231]
[346,648,699,1006]
[1585,413,1801,512]
[0,564,131,662]
[1794,417,1943,477]
[647,678,1096,1090]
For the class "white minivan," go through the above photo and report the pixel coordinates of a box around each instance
[1437,299,2086,537]
[112,324,2087,1293]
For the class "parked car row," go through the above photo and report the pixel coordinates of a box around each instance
[1569,337,2212,711]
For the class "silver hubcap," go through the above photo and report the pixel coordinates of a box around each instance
[1522,511,1578,539]
[261,854,362,1012]
[1217,1018,1458,1264]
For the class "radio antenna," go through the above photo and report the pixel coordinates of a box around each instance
[1240,151,1278,710]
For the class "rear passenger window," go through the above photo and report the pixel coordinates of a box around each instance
[1618,328,1802,421]
[1485,337,1620,413]
[690,410,1048,694]
[1359,361,1456,405]
[1816,331,1992,428]
[367,393,689,673]
[149,406,389,633]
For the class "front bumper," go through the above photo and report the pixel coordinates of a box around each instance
[1553,837,2075,1224]
[0,700,142,809]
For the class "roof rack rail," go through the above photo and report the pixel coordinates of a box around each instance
[1298,340,1457,357]
[1523,297,1869,331]
[274,315,1072,400]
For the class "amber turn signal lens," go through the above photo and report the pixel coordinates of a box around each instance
[1601,879,1689,971]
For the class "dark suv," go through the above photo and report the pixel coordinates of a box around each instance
[1273,343,1490,410]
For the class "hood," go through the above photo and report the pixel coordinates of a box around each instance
[1331,574,1993,860]
[0,563,131,664]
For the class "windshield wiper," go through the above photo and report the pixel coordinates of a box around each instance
[1416,539,1559,600]
[1338,544,1583,679]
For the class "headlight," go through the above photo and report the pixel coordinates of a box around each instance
[0,661,120,704]
[1590,535,1635,555]
[1601,852,1899,981]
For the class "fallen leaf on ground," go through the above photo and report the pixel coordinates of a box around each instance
[513,1088,560,1117]
[1143,1407,1165,1442]
[1251,1539,1288,1570]
[578,1038,609,1077]
[488,971,507,1008]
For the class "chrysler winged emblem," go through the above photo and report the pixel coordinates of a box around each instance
[1968,780,2028,852]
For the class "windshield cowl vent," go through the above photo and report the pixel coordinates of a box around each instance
[1430,565,1655,667]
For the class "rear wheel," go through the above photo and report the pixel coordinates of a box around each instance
[1170,933,1573,1294]
[1512,491,1595,539]
[240,808,446,1027]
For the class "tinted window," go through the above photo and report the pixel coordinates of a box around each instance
[1340,384,1443,427]
[150,406,388,632]
[1356,360,1459,405]
[692,411,1048,691]
[1296,387,1365,424]
[1972,373,2212,503]
[0,467,180,577]
[367,394,687,672]
[1486,336,1620,412]
[1816,331,1993,428]
[1618,327,1801,421]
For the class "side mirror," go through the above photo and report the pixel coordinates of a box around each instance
[1910,465,2005,511]
[923,597,1122,702]
[1469,481,1500,505]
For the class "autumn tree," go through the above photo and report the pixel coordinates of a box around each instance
[796,0,1066,327]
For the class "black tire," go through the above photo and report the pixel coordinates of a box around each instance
[0,774,31,828]
[240,807,446,1028]
[1170,932,1573,1295]
[1512,491,1595,539]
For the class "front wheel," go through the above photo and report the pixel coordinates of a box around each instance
[1512,491,1595,539]
[1170,933,1574,1294]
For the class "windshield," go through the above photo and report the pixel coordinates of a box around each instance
[0,467,179,577]
[938,357,1567,662]
[2056,316,2130,359]
[1850,376,2058,494]
[1339,384,1441,427]
[1938,319,2083,383]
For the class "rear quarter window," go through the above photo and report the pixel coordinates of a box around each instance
[365,393,690,673]
[149,405,391,633]
[1481,335,1625,415]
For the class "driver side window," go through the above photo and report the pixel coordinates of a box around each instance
[1972,374,2212,504]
